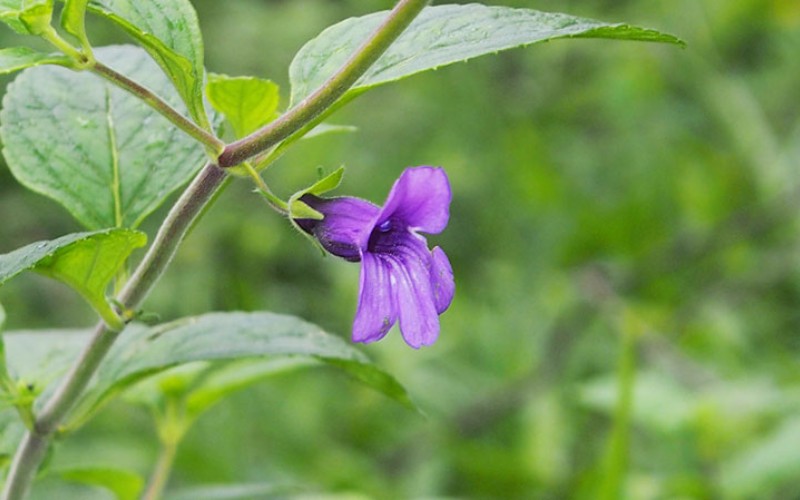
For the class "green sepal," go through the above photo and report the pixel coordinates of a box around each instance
[287,166,346,254]
[288,199,324,221]
[287,165,345,220]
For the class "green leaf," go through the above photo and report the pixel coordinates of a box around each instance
[720,418,800,499]
[123,358,314,422]
[86,0,208,127]
[0,0,53,35]
[289,4,685,106]
[0,229,146,328]
[183,359,313,417]
[0,46,71,74]
[0,302,5,331]
[3,329,90,404]
[59,467,144,500]
[1,45,210,230]
[61,0,91,50]
[206,74,279,138]
[167,483,294,500]
[0,407,25,471]
[68,311,417,427]
[302,123,357,140]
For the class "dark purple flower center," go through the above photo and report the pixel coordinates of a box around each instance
[368,217,407,254]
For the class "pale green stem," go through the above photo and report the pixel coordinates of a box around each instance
[39,25,91,67]
[0,2,429,498]
[141,440,178,500]
[92,62,225,155]
[142,399,185,500]
[241,162,288,214]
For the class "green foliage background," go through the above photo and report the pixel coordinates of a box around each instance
[1,0,799,497]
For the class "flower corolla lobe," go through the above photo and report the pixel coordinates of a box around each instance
[295,166,454,348]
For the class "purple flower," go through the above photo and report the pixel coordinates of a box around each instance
[295,166,455,348]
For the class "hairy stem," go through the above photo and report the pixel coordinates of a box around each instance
[1,2,429,498]
[218,0,430,167]
[92,62,224,155]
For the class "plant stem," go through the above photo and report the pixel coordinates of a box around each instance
[92,62,224,155]
[0,165,226,500]
[599,319,637,500]
[218,0,430,167]
[141,439,178,500]
[1,2,429,497]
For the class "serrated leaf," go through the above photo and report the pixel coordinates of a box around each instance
[0,229,146,328]
[59,467,144,500]
[61,0,91,49]
[0,0,52,35]
[289,4,684,106]
[206,74,279,138]
[86,0,208,127]
[68,311,417,427]
[1,45,209,230]
[0,46,71,74]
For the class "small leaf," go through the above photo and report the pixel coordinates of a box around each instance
[87,0,209,127]
[0,0,53,35]
[289,4,684,106]
[61,0,91,50]
[0,47,71,74]
[0,229,146,328]
[59,467,144,500]
[1,45,210,230]
[206,74,279,138]
[68,311,418,427]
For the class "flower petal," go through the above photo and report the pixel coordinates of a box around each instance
[392,237,441,348]
[430,247,455,314]
[378,167,451,234]
[353,252,397,343]
[296,195,379,261]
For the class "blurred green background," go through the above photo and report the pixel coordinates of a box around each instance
[2,0,800,498]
